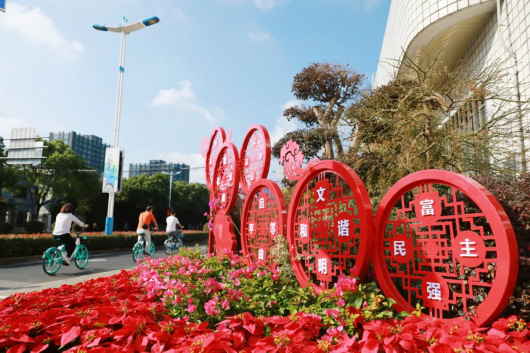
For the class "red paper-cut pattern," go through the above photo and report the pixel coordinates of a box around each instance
[241,179,287,264]
[286,161,374,291]
[205,127,227,190]
[280,140,320,181]
[240,125,271,193]
[373,170,519,326]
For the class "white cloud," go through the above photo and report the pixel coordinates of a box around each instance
[364,0,383,11]
[253,0,284,11]
[152,80,223,123]
[162,152,206,184]
[248,30,273,42]
[0,3,84,58]
[270,101,298,144]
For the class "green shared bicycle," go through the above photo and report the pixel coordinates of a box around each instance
[132,232,156,263]
[42,231,89,275]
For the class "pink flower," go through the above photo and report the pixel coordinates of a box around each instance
[324,308,341,318]
[326,326,343,338]
[204,297,220,316]
[186,304,196,313]
[337,298,345,307]
[221,299,230,310]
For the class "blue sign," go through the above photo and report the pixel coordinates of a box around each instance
[0,0,5,13]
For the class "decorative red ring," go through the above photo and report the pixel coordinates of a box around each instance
[239,125,271,194]
[241,179,287,264]
[373,170,519,326]
[286,160,374,291]
[205,127,227,190]
[212,141,240,214]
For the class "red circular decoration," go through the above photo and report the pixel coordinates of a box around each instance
[205,127,227,190]
[286,161,374,291]
[241,179,287,264]
[212,141,240,214]
[373,170,519,326]
[239,125,271,193]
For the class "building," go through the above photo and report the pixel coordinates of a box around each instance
[375,0,530,170]
[129,160,190,182]
[49,132,110,174]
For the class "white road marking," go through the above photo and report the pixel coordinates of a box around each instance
[88,259,107,262]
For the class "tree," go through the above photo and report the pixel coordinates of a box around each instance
[0,137,19,192]
[171,181,209,229]
[18,140,99,220]
[272,62,364,160]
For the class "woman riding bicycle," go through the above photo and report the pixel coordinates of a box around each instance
[53,203,88,266]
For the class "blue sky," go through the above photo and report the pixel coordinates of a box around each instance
[0,0,391,183]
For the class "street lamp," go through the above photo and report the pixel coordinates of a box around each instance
[93,16,160,235]
[163,172,181,208]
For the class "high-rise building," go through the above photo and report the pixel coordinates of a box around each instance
[129,160,190,182]
[49,132,110,174]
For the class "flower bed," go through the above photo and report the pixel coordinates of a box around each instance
[1,248,530,352]
[0,231,208,258]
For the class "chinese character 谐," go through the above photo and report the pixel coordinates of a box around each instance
[316,187,326,202]
[427,282,442,301]
[394,241,407,256]
[318,258,327,275]
[270,222,276,235]
[337,219,349,237]
[300,224,308,238]
[460,238,479,258]
[420,199,435,216]
[249,223,255,234]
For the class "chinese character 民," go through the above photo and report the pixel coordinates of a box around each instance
[300,224,308,238]
[270,222,276,235]
[259,197,265,209]
[258,248,264,260]
[318,258,327,275]
[337,220,349,237]
[221,194,226,203]
[394,241,407,256]
[249,223,255,234]
[420,199,435,216]
[316,187,326,202]
[460,238,479,258]
[426,282,442,301]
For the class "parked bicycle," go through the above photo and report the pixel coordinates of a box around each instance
[42,231,89,275]
[164,231,184,255]
[133,231,156,262]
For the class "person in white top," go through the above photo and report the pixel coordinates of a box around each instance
[52,203,88,265]
[166,209,184,243]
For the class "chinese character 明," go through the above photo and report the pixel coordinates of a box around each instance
[259,197,265,209]
[259,152,263,160]
[426,282,442,301]
[460,238,479,258]
[394,241,407,256]
[270,222,276,235]
[337,219,349,237]
[316,187,326,202]
[318,258,327,275]
[300,224,308,238]
[420,199,435,216]
[221,193,226,203]
[258,248,264,260]
[249,223,255,234]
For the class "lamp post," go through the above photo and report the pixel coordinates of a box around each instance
[163,171,181,208]
[93,16,160,235]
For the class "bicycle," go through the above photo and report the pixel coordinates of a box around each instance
[42,231,89,275]
[164,231,184,255]
[132,232,156,262]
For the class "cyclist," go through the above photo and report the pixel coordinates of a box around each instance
[52,203,89,266]
[166,209,184,243]
[137,206,158,255]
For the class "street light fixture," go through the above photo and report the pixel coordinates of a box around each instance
[163,172,182,208]
[93,16,160,235]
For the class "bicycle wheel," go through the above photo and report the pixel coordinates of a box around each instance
[132,243,143,263]
[149,241,156,257]
[164,239,173,255]
[177,238,184,249]
[42,248,62,275]
[75,245,89,269]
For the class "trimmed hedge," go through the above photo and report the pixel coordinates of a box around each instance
[0,232,209,258]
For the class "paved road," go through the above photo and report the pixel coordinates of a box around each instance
[0,243,207,298]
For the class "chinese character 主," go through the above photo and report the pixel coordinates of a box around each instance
[300,224,308,238]
[249,223,255,234]
[420,199,435,216]
[259,197,265,209]
[316,187,326,202]
[460,238,479,258]
[337,220,349,237]
[258,248,264,260]
[426,282,442,301]
[270,222,276,235]
[318,258,327,275]
[394,241,407,256]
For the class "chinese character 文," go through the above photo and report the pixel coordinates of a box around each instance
[316,187,326,202]
[394,241,407,256]
[258,248,264,260]
[249,223,255,234]
[420,199,435,216]
[270,222,276,235]
[460,238,479,258]
[427,282,442,301]
[318,258,327,275]
[337,220,349,237]
[259,197,265,209]
[300,224,308,238]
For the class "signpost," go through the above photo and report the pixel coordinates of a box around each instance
[102,147,124,235]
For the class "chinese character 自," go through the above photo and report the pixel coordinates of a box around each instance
[337,220,349,237]
[420,199,435,216]
[270,222,276,235]
[426,282,442,301]
[318,258,327,275]
[460,238,479,258]
[394,241,407,256]
[300,224,308,238]
[249,223,255,234]
[259,197,265,209]
[316,187,326,202]
[258,248,264,261]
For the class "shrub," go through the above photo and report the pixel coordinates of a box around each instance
[0,223,13,235]
[24,220,45,233]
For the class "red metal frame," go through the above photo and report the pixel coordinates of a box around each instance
[205,127,227,190]
[239,125,272,193]
[241,179,287,264]
[286,160,374,291]
[373,170,519,327]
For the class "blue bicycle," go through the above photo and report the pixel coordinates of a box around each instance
[164,231,184,255]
